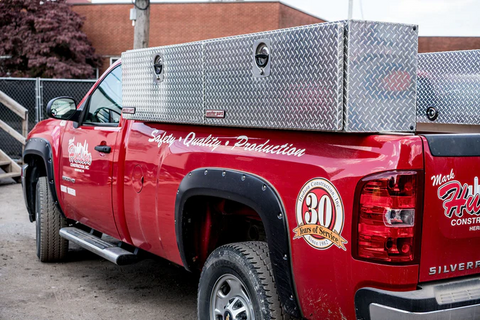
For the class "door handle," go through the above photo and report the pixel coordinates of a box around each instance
[94,145,111,153]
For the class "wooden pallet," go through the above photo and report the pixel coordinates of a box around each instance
[0,149,21,182]
[0,90,28,183]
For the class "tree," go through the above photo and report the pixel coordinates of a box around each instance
[0,0,102,78]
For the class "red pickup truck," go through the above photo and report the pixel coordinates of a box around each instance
[21,20,480,319]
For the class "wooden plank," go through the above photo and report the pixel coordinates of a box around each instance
[21,113,28,157]
[22,112,28,138]
[0,149,21,180]
[0,119,26,145]
[0,90,28,120]
[0,172,21,180]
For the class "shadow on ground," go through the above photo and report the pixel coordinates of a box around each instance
[0,183,198,320]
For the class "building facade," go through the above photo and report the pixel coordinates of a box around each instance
[70,2,324,74]
[68,1,479,75]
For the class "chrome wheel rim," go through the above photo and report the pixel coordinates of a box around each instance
[210,274,254,320]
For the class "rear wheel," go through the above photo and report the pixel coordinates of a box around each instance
[35,176,68,262]
[198,241,286,320]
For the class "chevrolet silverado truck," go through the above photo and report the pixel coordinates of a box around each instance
[21,20,480,319]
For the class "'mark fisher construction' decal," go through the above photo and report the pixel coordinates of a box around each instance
[293,178,347,251]
[433,169,480,231]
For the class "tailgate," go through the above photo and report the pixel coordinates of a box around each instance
[420,134,480,282]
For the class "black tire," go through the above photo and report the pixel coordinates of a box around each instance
[198,241,287,320]
[35,176,68,262]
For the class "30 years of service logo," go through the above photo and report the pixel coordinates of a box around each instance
[293,178,347,251]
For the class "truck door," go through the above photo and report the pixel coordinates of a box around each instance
[59,65,122,237]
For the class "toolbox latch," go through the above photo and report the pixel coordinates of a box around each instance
[253,39,271,78]
[153,53,164,84]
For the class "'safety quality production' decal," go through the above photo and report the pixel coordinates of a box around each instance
[293,178,347,251]
[147,130,306,158]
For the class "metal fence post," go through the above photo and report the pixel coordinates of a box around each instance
[35,77,41,122]
[38,78,44,121]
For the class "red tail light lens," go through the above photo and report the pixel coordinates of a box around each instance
[356,171,419,263]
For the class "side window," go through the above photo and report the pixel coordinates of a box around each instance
[84,66,122,125]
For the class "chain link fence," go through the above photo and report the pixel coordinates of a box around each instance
[40,79,96,121]
[0,78,95,159]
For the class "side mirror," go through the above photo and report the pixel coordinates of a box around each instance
[46,97,77,120]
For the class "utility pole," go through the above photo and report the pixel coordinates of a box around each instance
[133,0,150,49]
[348,0,353,19]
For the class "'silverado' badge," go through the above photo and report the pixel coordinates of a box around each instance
[293,178,347,251]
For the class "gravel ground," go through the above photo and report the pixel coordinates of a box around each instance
[0,180,198,320]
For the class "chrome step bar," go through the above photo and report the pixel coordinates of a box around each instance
[60,227,139,265]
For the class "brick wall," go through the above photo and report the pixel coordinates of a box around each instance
[72,2,480,74]
[278,3,324,29]
[73,4,134,73]
[419,37,480,53]
[72,2,321,74]
[148,3,279,45]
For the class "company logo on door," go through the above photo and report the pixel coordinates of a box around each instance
[292,178,347,251]
[68,137,92,170]
[433,169,480,230]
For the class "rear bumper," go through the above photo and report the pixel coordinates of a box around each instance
[369,303,480,320]
[355,276,480,320]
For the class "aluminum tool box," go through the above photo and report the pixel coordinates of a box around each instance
[122,42,204,124]
[417,50,480,127]
[122,20,419,132]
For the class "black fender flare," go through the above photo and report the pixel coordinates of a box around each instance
[175,168,301,318]
[22,138,62,221]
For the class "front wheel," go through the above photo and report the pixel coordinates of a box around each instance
[198,241,286,320]
[35,176,68,262]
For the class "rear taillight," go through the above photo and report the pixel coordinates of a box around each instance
[355,171,420,264]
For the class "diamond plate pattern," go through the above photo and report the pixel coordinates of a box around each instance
[203,22,345,131]
[122,42,203,124]
[344,20,418,132]
[417,50,480,125]
[122,20,419,132]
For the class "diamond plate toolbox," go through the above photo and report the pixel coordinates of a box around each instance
[122,20,418,132]
[344,21,418,132]
[417,50,480,125]
[122,42,204,124]
[203,22,345,131]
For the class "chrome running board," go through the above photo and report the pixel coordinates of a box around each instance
[60,227,138,265]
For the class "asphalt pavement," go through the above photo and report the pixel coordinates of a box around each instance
[0,179,197,320]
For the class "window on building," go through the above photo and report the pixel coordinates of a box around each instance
[110,57,120,65]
